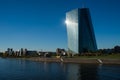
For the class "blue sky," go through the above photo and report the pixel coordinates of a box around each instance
[0,0,120,51]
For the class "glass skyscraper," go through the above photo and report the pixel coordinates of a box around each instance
[66,8,97,54]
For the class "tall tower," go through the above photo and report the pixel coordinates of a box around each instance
[66,8,97,54]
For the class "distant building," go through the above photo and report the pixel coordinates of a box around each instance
[7,48,13,56]
[27,51,38,56]
[66,8,97,54]
[14,50,20,56]
[19,48,27,56]
[56,48,66,56]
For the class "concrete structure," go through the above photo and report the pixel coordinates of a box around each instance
[66,8,97,54]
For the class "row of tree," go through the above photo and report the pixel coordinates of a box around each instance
[74,45,120,56]
[97,45,120,54]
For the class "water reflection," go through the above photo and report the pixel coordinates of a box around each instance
[78,64,99,80]
[65,64,99,80]
[66,64,79,80]
[0,58,120,80]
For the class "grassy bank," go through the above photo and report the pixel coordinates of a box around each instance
[25,57,120,64]
[1,54,120,64]
[72,54,120,59]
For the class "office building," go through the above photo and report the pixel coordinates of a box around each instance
[66,8,97,54]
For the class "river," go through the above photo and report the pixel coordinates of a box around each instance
[0,58,120,80]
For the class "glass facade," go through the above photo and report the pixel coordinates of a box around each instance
[66,8,97,54]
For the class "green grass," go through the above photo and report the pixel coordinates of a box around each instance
[73,54,120,59]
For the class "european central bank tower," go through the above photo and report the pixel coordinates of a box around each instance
[66,8,97,54]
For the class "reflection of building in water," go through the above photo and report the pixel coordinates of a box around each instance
[43,62,48,72]
[78,64,98,80]
[66,64,79,80]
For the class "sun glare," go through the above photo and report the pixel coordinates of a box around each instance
[65,20,69,24]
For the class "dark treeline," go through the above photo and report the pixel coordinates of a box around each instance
[97,45,120,54]
[75,45,120,56]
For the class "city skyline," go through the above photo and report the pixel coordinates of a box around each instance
[0,0,120,51]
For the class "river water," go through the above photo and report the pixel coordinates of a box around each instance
[0,58,120,80]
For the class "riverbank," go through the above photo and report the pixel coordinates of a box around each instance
[24,57,120,64]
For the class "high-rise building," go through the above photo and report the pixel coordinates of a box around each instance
[20,48,27,56]
[66,8,97,54]
[7,48,13,55]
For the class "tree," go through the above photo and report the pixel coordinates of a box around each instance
[114,45,120,53]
